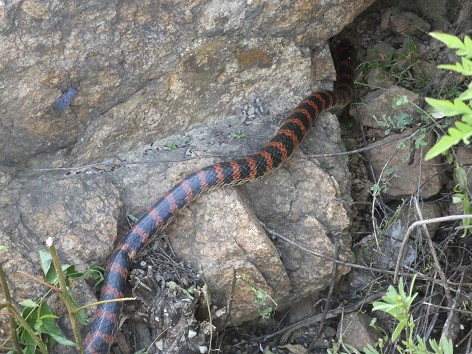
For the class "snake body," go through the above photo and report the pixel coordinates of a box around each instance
[84,41,356,354]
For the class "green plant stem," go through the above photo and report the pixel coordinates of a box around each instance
[74,297,136,313]
[48,241,85,354]
[0,264,23,354]
[1,301,48,354]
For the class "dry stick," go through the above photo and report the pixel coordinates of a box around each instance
[269,294,382,343]
[454,329,472,353]
[33,130,418,174]
[393,214,472,284]
[74,297,136,313]
[307,241,339,352]
[198,266,214,354]
[467,330,472,354]
[414,199,452,298]
[214,268,237,353]
[303,130,419,158]
[18,270,63,293]
[412,199,458,341]
[261,222,471,290]
[443,271,465,341]
[0,264,23,354]
[47,238,85,354]
[423,299,472,315]
[422,273,439,340]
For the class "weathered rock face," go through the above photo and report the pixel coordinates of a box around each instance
[0,0,370,348]
[1,0,373,166]
[350,85,419,128]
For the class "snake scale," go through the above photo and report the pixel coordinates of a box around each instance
[83,41,356,354]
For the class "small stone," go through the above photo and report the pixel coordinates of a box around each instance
[349,85,419,129]
[381,7,431,34]
[365,130,443,199]
[365,68,395,88]
[366,41,395,65]
[337,313,382,351]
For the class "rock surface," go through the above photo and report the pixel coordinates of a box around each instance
[349,85,419,128]
[0,0,373,166]
[380,7,432,34]
[337,312,381,350]
[365,129,442,199]
[0,0,372,348]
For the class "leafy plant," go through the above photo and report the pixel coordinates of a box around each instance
[370,276,453,354]
[374,113,414,135]
[371,168,398,196]
[357,37,421,91]
[425,33,472,160]
[40,250,105,293]
[2,246,107,353]
[15,300,76,354]
[240,275,276,319]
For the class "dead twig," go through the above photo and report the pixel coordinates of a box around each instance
[307,241,339,351]
[262,294,381,343]
[414,199,452,298]
[261,222,470,291]
[18,271,63,293]
[394,213,472,283]
[442,271,465,341]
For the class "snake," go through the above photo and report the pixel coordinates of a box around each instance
[83,41,356,354]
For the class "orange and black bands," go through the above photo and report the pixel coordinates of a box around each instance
[84,41,356,354]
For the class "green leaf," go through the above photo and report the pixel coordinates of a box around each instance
[372,302,395,312]
[426,97,472,118]
[68,291,87,325]
[39,250,55,283]
[425,97,459,116]
[430,339,440,353]
[453,98,472,115]
[458,88,472,100]
[394,95,409,107]
[456,121,472,143]
[456,163,468,190]
[392,317,408,341]
[86,264,105,291]
[20,299,39,308]
[260,307,273,317]
[0,245,7,251]
[439,336,454,354]
[364,345,381,354]
[464,35,472,51]
[430,32,465,49]
[49,332,77,346]
[38,314,59,320]
[425,120,472,160]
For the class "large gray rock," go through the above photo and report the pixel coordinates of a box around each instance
[0,0,372,349]
[1,0,373,166]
